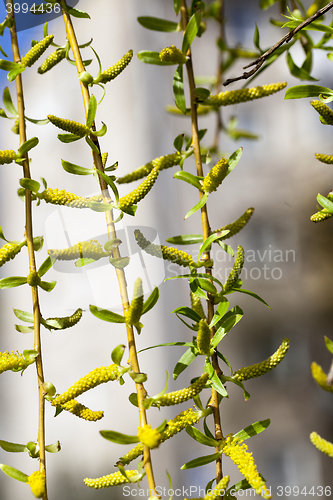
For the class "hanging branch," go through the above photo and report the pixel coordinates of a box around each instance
[223,2,333,86]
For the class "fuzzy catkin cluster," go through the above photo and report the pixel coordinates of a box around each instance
[137,424,162,449]
[117,153,181,184]
[310,432,333,458]
[159,45,187,64]
[41,188,102,208]
[52,364,120,405]
[197,319,211,355]
[97,49,133,84]
[190,290,206,319]
[47,115,90,137]
[222,435,271,499]
[21,35,54,67]
[201,158,228,192]
[315,153,333,164]
[38,48,66,74]
[311,362,333,392]
[203,82,287,107]
[135,229,194,267]
[310,100,333,125]
[27,471,46,498]
[213,207,254,239]
[60,400,104,421]
[48,240,109,261]
[0,351,33,374]
[204,476,230,500]
[84,470,139,489]
[0,241,24,267]
[153,373,209,407]
[0,149,16,164]
[118,164,159,209]
[223,245,244,292]
[125,278,143,325]
[233,338,290,382]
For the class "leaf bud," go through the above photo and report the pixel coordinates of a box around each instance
[27,271,41,287]
[79,71,94,84]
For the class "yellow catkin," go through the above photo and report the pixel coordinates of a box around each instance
[203,82,287,107]
[310,210,333,222]
[197,319,211,355]
[190,290,206,319]
[135,229,194,267]
[27,471,46,498]
[213,207,254,238]
[41,188,102,208]
[125,278,144,325]
[46,308,83,330]
[60,399,104,421]
[38,48,66,74]
[201,158,229,193]
[233,338,290,382]
[0,149,16,164]
[84,470,139,489]
[153,373,209,407]
[0,241,25,267]
[118,164,159,209]
[21,35,54,68]
[159,45,187,64]
[310,100,333,125]
[315,153,333,164]
[223,245,244,292]
[310,432,333,458]
[52,364,121,405]
[96,49,133,84]
[119,408,202,465]
[311,362,333,393]
[48,240,109,261]
[137,425,162,449]
[204,476,230,500]
[0,350,34,374]
[47,114,90,137]
[222,435,271,499]
[117,153,181,184]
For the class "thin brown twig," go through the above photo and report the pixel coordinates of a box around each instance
[223,2,333,86]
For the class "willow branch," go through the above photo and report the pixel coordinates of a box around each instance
[223,2,333,86]
[60,2,158,494]
[8,3,47,498]
[180,0,224,485]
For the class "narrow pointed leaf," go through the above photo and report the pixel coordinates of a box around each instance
[174,170,204,190]
[166,234,203,245]
[142,286,159,315]
[17,137,39,156]
[109,257,130,269]
[19,178,40,194]
[13,309,34,323]
[227,147,243,176]
[65,6,90,18]
[173,65,186,113]
[0,60,20,71]
[100,430,139,445]
[0,441,27,453]
[181,451,223,469]
[0,277,27,288]
[198,232,229,261]
[185,426,219,447]
[286,52,317,81]
[26,116,49,125]
[86,95,97,129]
[39,280,56,292]
[184,191,209,219]
[3,87,17,115]
[0,464,28,482]
[90,305,126,323]
[324,336,333,355]
[173,347,197,380]
[61,160,93,176]
[58,133,82,143]
[137,16,179,32]
[93,122,107,137]
[234,419,270,441]
[111,344,126,366]
[174,0,181,15]
[182,12,202,55]
[96,170,119,202]
[209,298,229,329]
[89,201,113,212]
[233,288,271,308]
[38,256,53,277]
[317,193,333,213]
[15,325,34,333]
[45,441,61,453]
[285,85,333,99]
[75,257,97,267]
[137,50,175,65]
[8,67,25,82]
[172,306,202,323]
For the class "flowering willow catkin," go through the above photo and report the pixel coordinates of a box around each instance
[20,35,54,67]
[27,471,46,498]
[137,425,162,449]
[197,319,211,355]
[135,229,194,267]
[201,158,228,193]
[125,278,143,325]
[0,149,16,164]
[310,100,333,125]
[159,45,187,64]
[117,153,181,183]
[152,373,209,407]
[315,154,333,164]
[118,163,159,210]
[213,207,254,238]
[52,364,120,405]
[233,338,290,382]
[310,432,333,458]
[0,240,25,267]
[60,399,104,421]
[38,48,66,74]
[223,245,244,292]
[84,470,139,489]
[202,82,287,107]
[96,49,133,84]
[47,115,90,137]
[45,308,83,330]
[48,240,109,261]
[0,351,35,374]
[311,362,333,392]
[41,188,102,208]
[190,290,206,319]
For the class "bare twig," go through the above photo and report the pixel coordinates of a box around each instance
[223,2,333,86]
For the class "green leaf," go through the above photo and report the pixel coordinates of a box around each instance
[233,288,271,308]
[174,0,181,14]
[137,17,179,32]
[33,236,44,251]
[96,170,119,202]
[253,23,261,52]
[58,133,82,143]
[26,116,49,126]
[8,67,25,82]
[185,426,219,447]
[0,441,27,453]
[109,257,130,269]
[75,257,96,267]
[181,451,223,469]
[174,133,184,153]
[0,226,8,242]
[0,60,21,71]
[65,6,90,18]
[3,87,17,116]
[193,87,210,101]
[196,277,217,295]
[100,430,139,445]
[283,20,333,34]
[90,305,126,323]
[137,50,175,65]
[15,324,34,333]
[286,52,318,81]
[166,234,203,245]
[198,232,229,261]
[17,137,39,156]
[39,280,56,292]
[61,159,94,176]
[86,95,97,129]
[13,309,34,323]
[19,178,40,194]
[173,347,197,379]
[234,419,270,441]
[210,298,229,329]
[185,191,209,219]
[174,170,203,190]
[317,193,333,213]
[325,336,333,355]
[0,276,27,289]
[128,392,139,407]
[0,464,28,482]
[88,201,113,212]
[227,147,243,176]
[85,136,100,154]
[173,65,186,114]
[285,84,333,99]
[182,11,202,55]
[45,441,61,453]
[38,256,53,277]
[209,370,228,398]
[93,122,107,137]
[172,306,202,323]
[142,287,159,315]
[111,345,126,366]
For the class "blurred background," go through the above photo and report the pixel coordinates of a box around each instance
[0,0,333,498]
